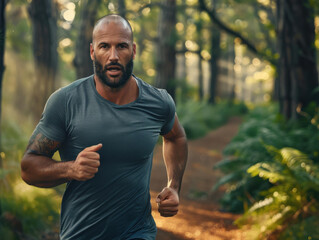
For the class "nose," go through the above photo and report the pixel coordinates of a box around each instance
[109,47,119,62]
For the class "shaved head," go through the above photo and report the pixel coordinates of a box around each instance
[92,14,133,43]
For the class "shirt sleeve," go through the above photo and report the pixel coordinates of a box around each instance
[160,90,176,135]
[35,88,67,142]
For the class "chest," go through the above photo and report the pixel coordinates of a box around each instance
[64,103,163,162]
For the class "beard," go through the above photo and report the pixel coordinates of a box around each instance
[93,55,134,89]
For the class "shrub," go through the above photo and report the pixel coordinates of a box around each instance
[176,100,247,140]
[214,103,319,238]
[237,147,319,239]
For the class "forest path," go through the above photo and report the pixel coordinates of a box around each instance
[150,117,244,240]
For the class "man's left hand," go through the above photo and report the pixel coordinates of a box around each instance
[156,187,179,217]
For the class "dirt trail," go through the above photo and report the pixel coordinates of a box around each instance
[150,117,244,240]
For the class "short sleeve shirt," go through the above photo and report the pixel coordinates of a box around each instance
[35,75,176,240]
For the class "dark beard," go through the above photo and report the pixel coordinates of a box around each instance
[93,56,134,89]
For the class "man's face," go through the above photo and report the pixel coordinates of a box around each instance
[90,21,136,89]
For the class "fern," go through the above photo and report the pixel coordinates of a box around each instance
[236,147,319,239]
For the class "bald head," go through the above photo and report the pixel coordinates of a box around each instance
[92,14,133,43]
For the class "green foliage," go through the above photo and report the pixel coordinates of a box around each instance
[236,147,319,239]
[215,103,319,238]
[0,189,60,239]
[0,119,61,239]
[176,100,247,140]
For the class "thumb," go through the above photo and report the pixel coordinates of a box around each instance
[84,143,103,152]
[156,188,169,203]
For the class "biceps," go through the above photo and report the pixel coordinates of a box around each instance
[163,114,186,141]
[26,129,61,158]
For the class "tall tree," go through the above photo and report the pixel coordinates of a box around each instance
[0,0,8,171]
[208,0,221,104]
[277,0,318,119]
[118,0,126,18]
[29,0,58,120]
[155,0,177,100]
[0,0,8,218]
[73,0,103,79]
[195,17,204,100]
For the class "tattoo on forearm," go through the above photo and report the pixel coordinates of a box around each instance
[26,129,61,158]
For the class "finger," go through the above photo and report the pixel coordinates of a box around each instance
[83,143,103,152]
[156,188,171,203]
[158,205,179,211]
[82,166,99,174]
[158,198,179,205]
[81,152,100,160]
[159,210,178,217]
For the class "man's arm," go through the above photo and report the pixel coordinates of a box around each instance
[156,113,188,217]
[21,129,102,188]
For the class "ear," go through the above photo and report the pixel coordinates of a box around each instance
[132,42,137,60]
[90,43,94,61]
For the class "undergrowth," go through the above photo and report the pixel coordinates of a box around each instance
[214,103,319,239]
[176,100,247,139]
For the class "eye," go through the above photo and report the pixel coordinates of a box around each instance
[100,43,109,49]
[118,43,128,49]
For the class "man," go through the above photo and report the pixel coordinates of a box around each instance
[21,14,188,240]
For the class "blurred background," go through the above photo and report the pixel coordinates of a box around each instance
[0,0,319,239]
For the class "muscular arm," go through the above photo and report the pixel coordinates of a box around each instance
[21,129,72,188]
[156,113,188,217]
[21,129,102,188]
[162,114,188,193]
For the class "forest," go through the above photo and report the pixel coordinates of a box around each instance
[0,0,319,239]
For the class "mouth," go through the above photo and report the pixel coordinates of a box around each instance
[106,65,123,77]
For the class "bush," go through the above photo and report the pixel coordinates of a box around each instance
[214,103,319,238]
[237,147,319,239]
[176,100,247,140]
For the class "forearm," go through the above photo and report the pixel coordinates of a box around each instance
[162,136,188,193]
[21,154,72,188]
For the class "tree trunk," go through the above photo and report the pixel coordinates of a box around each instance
[196,18,204,101]
[29,0,58,121]
[277,0,318,119]
[208,23,221,104]
[155,0,177,100]
[118,0,126,18]
[0,0,8,170]
[73,0,102,79]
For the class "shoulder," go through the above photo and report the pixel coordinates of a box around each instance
[48,75,93,102]
[135,75,174,105]
[59,75,93,95]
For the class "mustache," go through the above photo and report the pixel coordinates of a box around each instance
[104,62,125,71]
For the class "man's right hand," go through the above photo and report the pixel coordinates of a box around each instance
[69,144,102,181]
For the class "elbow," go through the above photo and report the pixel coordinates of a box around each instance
[20,157,36,186]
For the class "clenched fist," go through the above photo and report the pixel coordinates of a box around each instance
[156,187,179,217]
[69,144,102,181]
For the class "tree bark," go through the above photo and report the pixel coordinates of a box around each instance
[0,0,8,171]
[73,0,102,79]
[196,18,204,100]
[208,24,221,104]
[29,0,58,121]
[277,0,318,119]
[118,0,126,18]
[208,0,221,104]
[155,0,177,100]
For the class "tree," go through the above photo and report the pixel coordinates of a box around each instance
[0,0,8,171]
[199,0,318,119]
[118,0,126,18]
[277,0,318,119]
[155,0,177,100]
[73,0,103,79]
[28,0,58,121]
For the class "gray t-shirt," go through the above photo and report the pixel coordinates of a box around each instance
[35,75,176,240]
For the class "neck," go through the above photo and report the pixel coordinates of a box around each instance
[94,75,139,105]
